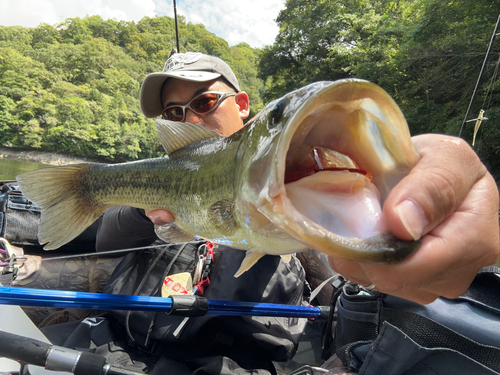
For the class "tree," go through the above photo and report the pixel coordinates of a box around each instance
[31,23,60,48]
[57,17,91,44]
[230,43,264,118]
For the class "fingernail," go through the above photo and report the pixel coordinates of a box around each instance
[395,199,429,240]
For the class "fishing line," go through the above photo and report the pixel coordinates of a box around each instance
[40,243,168,262]
[483,54,500,111]
[459,13,500,138]
[470,54,500,147]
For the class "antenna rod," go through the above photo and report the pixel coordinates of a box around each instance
[173,0,180,53]
[459,13,500,138]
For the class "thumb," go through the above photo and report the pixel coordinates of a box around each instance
[383,134,486,241]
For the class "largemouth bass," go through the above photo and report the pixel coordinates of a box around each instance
[17,79,421,276]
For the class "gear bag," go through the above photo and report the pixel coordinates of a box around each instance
[331,267,500,375]
[0,181,41,246]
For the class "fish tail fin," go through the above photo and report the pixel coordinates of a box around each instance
[17,164,106,250]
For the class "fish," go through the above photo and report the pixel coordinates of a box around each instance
[16,79,421,277]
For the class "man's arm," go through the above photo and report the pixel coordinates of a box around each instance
[96,206,158,252]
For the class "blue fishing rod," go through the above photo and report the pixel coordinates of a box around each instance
[0,286,331,319]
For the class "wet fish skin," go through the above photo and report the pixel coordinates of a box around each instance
[17,79,421,276]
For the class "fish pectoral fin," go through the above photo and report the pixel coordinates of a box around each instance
[156,119,221,155]
[154,223,197,243]
[208,199,239,236]
[280,254,292,263]
[234,252,266,278]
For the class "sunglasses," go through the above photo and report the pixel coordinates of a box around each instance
[161,91,237,122]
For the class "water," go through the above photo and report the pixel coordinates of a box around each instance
[0,158,49,181]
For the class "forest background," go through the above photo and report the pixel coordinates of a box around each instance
[1,0,500,184]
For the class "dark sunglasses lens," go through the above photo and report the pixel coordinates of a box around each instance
[164,107,184,121]
[191,93,219,114]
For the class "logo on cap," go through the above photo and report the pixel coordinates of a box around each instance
[164,52,203,72]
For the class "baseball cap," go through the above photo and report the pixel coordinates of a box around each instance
[140,52,240,118]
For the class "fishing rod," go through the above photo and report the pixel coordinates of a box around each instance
[173,0,180,53]
[0,286,329,319]
[0,329,143,375]
[458,13,500,138]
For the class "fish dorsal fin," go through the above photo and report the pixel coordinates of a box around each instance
[154,223,197,243]
[156,119,221,155]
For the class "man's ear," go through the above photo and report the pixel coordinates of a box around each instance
[235,91,250,119]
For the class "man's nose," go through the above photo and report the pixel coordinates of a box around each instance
[184,109,203,124]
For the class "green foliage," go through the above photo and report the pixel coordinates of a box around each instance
[230,43,264,119]
[0,15,263,162]
[31,24,60,48]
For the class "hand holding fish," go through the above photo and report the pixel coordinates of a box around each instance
[328,133,500,304]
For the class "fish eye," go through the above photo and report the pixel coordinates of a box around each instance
[269,98,288,127]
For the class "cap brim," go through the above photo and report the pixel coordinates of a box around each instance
[140,71,221,118]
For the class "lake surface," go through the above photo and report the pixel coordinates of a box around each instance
[0,158,49,181]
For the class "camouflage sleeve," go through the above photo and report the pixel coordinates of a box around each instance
[95,206,157,252]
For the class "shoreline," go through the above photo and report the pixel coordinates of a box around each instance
[0,146,96,165]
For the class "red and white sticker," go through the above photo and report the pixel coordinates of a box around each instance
[161,272,193,297]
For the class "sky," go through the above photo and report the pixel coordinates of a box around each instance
[0,0,286,48]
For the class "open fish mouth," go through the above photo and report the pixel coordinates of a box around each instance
[256,79,421,262]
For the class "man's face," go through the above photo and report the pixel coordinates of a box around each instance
[161,78,250,137]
